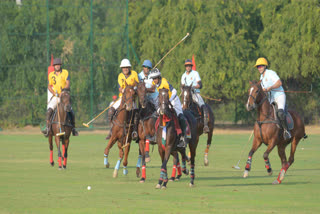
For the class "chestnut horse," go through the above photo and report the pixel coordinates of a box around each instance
[181,86,215,166]
[48,89,72,169]
[245,80,307,184]
[103,84,136,178]
[156,89,198,189]
[135,82,187,183]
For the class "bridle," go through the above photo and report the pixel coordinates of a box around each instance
[249,85,268,109]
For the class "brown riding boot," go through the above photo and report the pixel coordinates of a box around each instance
[42,108,54,137]
[70,109,79,136]
[131,110,139,141]
[106,107,115,140]
[202,105,210,133]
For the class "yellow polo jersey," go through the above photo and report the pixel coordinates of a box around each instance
[153,77,173,98]
[118,70,139,97]
[48,69,70,94]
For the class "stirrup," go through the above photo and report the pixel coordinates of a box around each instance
[132,131,138,140]
[203,125,210,133]
[42,127,49,137]
[177,136,186,148]
[283,130,291,140]
[72,128,79,136]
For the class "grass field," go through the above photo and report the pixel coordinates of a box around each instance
[0,132,319,213]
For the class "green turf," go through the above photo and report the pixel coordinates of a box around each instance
[0,133,319,214]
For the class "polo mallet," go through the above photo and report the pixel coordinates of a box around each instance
[83,98,120,128]
[56,91,65,137]
[121,109,134,149]
[153,33,190,69]
[232,130,254,170]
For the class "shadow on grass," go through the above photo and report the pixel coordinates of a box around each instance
[212,181,310,187]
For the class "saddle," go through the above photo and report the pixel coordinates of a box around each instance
[272,103,294,130]
[50,109,72,127]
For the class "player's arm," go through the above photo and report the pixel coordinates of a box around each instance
[48,83,55,95]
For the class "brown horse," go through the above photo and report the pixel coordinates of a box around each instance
[48,89,73,169]
[135,82,187,183]
[103,83,136,178]
[181,86,215,166]
[155,88,198,189]
[245,80,307,184]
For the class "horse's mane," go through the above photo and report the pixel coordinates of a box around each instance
[61,88,70,93]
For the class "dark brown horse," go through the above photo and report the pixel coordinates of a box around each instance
[135,82,187,183]
[181,86,215,166]
[156,88,198,189]
[245,80,307,184]
[48,89,73,169]
[103,83,136,178]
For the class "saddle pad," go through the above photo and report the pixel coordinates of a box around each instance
[286,113,294,131]
[155,115,182,136]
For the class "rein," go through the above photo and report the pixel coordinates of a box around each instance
[250,85,280,144]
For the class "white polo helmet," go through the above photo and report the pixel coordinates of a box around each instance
[120,58,131,68]
[149,68,161,79]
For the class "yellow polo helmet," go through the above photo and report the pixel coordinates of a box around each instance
[254,57,268,67]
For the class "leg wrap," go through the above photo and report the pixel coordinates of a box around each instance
[245,156,252,171]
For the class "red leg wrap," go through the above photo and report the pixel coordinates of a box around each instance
[145,140,150,152]
[171,165,177,178]
[50,151,53,163]
[142,165,146,179]
[177,162,182,176]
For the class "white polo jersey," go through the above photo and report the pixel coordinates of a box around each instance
[181,70,201,93]
[260,69,285,101]
[138,71,159,101]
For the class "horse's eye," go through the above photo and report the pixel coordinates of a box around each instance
[255,91,259,93]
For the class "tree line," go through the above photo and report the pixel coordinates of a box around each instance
[0,0,319,127]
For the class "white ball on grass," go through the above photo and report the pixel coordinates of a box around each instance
[87,186,91,190]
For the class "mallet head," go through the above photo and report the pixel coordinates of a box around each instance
[56,132,65,137]
[83,123,89,128]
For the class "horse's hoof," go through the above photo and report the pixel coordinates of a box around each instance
[123,168,128,175]
[169,177,175,182]
[58,166,62,170]
[272,180,281,185]
[139,178,145,183]
[50,162,54,167]
[183,169,189,175]
[105,163,110,168]
[204,158,209,166]
[155,184,161,189]
[113,170,118,178]
[161,186,167,190]
[145,156,151,163]
[243,170,249,178]
[63,165,66,169]
[189,183,194,187]
[136,167,141,178]
[268,170,273,176]
[175,175,181,181]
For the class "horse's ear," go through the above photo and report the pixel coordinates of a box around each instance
[249,81,253,85]
[258,80,262,84]
[125,81,128,87]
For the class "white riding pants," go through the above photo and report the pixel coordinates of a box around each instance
[192,92,205,107]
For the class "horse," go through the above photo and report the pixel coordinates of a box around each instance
[181,86,215,166]
[48,88,73,169]
[103,83,136,178]
[135,82,187,183]
[245,80,307,184]
[155,88,198,189]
